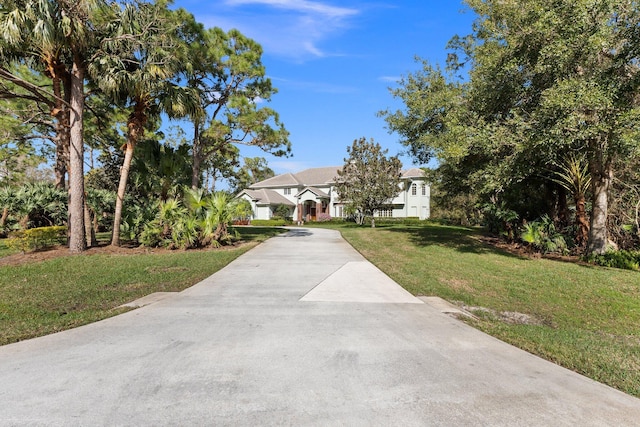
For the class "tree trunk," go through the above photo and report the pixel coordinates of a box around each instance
[111,142,135,247]
[84,200,97,247]
[587,154,612,255]
[67,58,86,253]
[0,207,8,230]
[191,123,202,189]
[47,58,71,191]
[111,99,147,247]
[574,193,589,248]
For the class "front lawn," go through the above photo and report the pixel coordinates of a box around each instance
[323,222,640,398]
[0,227,284,345]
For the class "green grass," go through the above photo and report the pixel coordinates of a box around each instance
[0,226,284,346]
[317,221,640,397]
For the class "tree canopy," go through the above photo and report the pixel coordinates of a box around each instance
[0,0,290,252]
[382,0,640,254]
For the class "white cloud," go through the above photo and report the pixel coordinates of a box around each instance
[196,1,360,61]
[379,76,401,83]
[225,0,358,19]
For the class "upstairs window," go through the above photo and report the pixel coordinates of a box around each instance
[284,188,291,195]
[421,184,427,196]
[411,183,417,196]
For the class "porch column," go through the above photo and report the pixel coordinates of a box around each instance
[316,201,323,218]
[297,203,303,222]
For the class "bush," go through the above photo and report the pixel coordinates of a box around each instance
[316,213,332,222]
[272,204,292,221]
[6,226,67,252]
[588,250,640,271]
[520,215,568,254]
[374,217,426,226]
[482,202,519,241]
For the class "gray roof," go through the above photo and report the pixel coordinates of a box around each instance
[249,166,425,190]
[402,168,426,179]
[238,189,295,206]
[251,167,340,189]
[249,173,301,188]
[295,186,330,199]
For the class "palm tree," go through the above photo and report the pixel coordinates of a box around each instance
[552,154,592,248]
[0,0,112,252]
[90,2,198,246]
[203,192,240,244]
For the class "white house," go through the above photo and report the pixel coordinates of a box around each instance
[236,166,430,222]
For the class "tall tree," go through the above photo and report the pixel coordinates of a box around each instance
[383,0,640,255]
[334,137,402,227]
[0,0,114,252]
[228,156,274,195]
[177,18,291,189]
[0,4,71,189]
[90,1,198,246]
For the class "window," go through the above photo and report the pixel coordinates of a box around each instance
[421,184,427,196]
[284,188,291,195]
[379,208,393,217]
[411,183,417,196]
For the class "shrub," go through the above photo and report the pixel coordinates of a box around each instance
[374,217,426,226]
[6,226,67,252]
[273,204,292,221]
[482,202,519,241]
[520,215,568,254]
[588,250,640,271]
[316,213,332,222]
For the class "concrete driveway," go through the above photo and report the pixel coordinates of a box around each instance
[1,227,639,426]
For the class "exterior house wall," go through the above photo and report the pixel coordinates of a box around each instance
[237,167,431,221]
[255,205,271,219]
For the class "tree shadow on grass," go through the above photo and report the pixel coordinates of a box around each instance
[386,224,527,259]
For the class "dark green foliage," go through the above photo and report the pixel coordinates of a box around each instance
[588,251,640,271]
[0,183,67,232]
[481,203,519,241]
[381,0,640,255]
[228,157,275,195]
[139,188,250,249]
[272,204,292,221]
[521,215,569,255]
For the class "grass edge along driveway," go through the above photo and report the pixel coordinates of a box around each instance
[0,227,283,347]
[325,222,640,399]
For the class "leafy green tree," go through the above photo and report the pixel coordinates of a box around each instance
[0,0,118,252]
[132,139,192,202]
[90,1,198,246]
[176,18,291,189]
[334,137,402,227]
[228,157,275,195]
[202,141,240,192]
[383,0,640,255]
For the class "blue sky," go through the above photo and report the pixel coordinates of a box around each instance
[172,0,476,177]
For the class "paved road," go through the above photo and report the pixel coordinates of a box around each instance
[1,227,639,426]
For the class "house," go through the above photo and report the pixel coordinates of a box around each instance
[236,166,430,222]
